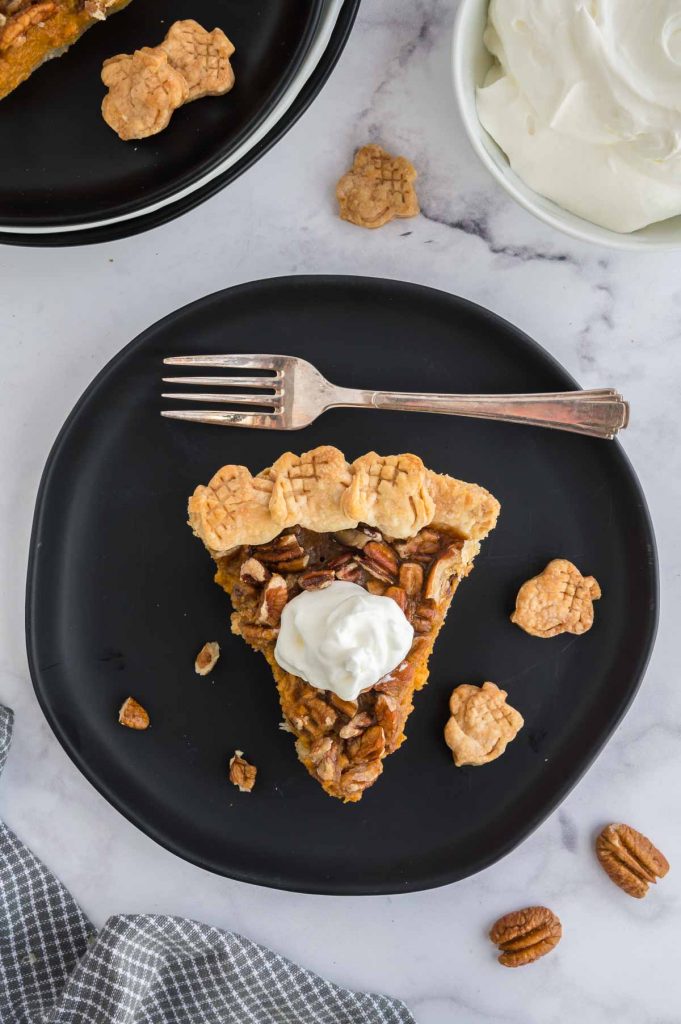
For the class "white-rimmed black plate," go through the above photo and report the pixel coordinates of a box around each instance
[0,0,322,229]
[26,276,658,894]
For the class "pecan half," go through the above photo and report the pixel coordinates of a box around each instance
[256,533,309,572]
[334,527,381,550]
[340,760,382,797]
[398,562,423,597]
[118,696,150,730]
[348,724,385,764]
[411,598,437,634]
[308,735,341,782]
[329,693,358,717]
[257,574,288,626]
[236,621,280,648]
[490,907,562,968]
[194,641,220,676]
[596,823,669,898]
[395,528,442,562]
[299,569,335,591]
[229,750,257,792]
[363,540,399,578]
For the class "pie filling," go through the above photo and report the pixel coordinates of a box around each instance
[0,0,132,101]
[214,523,476,802]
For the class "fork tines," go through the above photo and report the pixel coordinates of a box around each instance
[161,354,284,428]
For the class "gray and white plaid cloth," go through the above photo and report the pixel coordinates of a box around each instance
[0,706,414,1024]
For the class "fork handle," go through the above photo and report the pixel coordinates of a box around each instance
[335,388,628,439]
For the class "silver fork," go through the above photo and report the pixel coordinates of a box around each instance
[161,354,629,438]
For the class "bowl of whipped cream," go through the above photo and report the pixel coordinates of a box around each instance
[453,0,681,249]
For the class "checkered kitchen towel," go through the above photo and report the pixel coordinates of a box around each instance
[0,707,414,1024]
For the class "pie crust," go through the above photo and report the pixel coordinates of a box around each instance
[189,447,500,801]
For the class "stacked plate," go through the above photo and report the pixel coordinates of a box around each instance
[0,0,359,246]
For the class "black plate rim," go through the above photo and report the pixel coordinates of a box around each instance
[25,276,659,894]
[0,0,324,230]
[0,0,360,247]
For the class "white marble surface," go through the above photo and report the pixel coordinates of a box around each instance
[1,1,680,1020]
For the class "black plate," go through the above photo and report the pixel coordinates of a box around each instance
[26,277,658,894]
[0,0,360,247]
[0,0,322,228]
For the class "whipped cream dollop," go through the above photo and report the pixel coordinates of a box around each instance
[477,0,681,232]
[274,581,414,702]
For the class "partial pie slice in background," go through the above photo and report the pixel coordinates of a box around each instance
[188,446,500,802]
[0,0,134,101]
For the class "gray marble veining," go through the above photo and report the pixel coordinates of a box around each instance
[0,2,679,1021]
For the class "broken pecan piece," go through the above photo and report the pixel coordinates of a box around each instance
[229,750,257,793]
[339,711,373,739]
[490,907,562,968]
[334,527,380,550]
[194,641,220,676]
[596,823,669,898]
[118,696,150,730]
[257,574,288,626]
[240,557,269,585]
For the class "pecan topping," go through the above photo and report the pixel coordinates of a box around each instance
[444,682,523,767]
[398,562,423,596]
[334,559,362,583]
[334,527,380,550]
[118,696,150,730]
[299,569,335,591]
[240,557,269,585]
[348,724,385,764]
[384,585,407,612]
[257,574,288,626]
[411,598,437,634]
[490,907,562,968]
[363,540,399,578]
[340,760,382,797]
[596,823,669,898]
[424,546,462,601]
[307,736,340,782]
[194,641,220,676]
[339,711,373,739]
[256,533,307,570]
[1,0,56,48]
[511,559,601,638]
[229,750,257,793]
[395,528,442,562]
[329,693,358,717]
[235,621,280,648]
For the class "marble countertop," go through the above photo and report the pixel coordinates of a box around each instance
[0,1,679,1021]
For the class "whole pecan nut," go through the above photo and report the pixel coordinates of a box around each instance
[596,823,669,898]
[490,906,562,968]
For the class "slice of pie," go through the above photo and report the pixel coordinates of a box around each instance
[0,0,133,101]
[188,447,500,802]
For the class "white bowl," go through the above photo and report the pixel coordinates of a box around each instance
[452,0,681,251]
